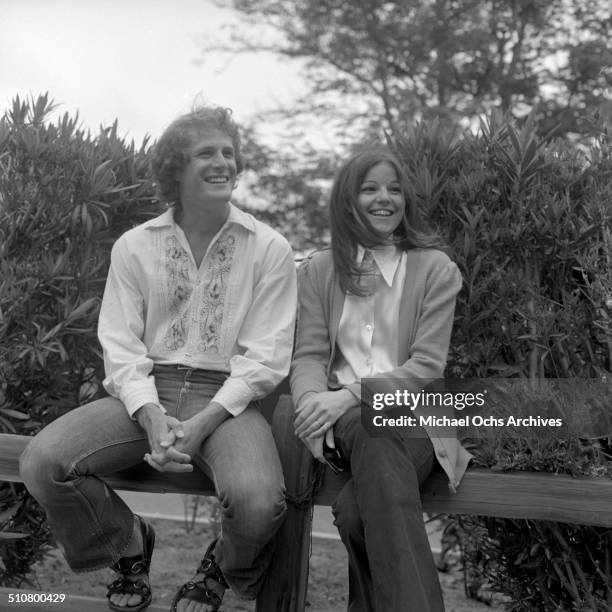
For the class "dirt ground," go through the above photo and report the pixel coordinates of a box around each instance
[24,519,501,611]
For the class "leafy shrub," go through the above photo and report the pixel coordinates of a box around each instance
[390,113,612,610]
[0,94,159,585]
[393,111,612,379]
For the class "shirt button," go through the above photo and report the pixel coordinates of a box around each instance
[437,448,448,458]
[366,324,372,332]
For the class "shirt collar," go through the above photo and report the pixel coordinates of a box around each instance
[145,202,256,233]
[357,244,402,287]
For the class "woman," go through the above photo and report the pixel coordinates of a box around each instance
[291,147,472,611]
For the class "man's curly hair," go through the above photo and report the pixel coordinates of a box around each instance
[150,105,244,206]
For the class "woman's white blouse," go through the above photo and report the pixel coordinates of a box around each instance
[331,245,407,387]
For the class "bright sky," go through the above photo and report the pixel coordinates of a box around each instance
[1,0,307,145]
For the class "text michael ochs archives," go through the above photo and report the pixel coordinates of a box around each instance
[359,378,612,438]
[370,389,562,428]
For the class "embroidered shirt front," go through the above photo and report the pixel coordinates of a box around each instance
[99,205,297,418]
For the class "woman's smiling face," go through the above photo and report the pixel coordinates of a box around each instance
[355,161,406,240]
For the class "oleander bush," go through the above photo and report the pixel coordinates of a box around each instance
[0,94,159,585]
[392,111,612,380]
[390,113,612,610]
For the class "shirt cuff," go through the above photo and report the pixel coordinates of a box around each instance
[212,378,254,417]
[122,384,164,419]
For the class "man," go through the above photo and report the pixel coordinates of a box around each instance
[20,105,297,612]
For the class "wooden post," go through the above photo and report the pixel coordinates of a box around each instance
[256,395,318,612]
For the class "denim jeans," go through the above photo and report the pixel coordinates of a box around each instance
[19,365,286,599]
[331,409,444,612]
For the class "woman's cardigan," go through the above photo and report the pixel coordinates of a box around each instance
[290,247,473,492]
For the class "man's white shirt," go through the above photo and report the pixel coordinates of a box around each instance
[98,204,297,418]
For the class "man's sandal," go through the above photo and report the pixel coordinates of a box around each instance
[107,515,155,612]
[170,538,229,612]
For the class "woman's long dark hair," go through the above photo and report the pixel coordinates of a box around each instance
[329,147,446,296]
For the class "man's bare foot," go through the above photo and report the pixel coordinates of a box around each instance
[171,539,228,612]
[107,515,154,611]
[173,572,226,612]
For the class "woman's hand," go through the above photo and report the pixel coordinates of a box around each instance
[294,389,358,439]
[302,433,325,462]
[301,428,336,463]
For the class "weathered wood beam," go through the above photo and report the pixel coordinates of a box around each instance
[3,434,612,527]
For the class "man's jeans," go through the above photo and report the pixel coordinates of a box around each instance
[20,366,286,599]
[331,409,444,612]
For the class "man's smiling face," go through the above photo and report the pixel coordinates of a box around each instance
[177,129,237,210]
